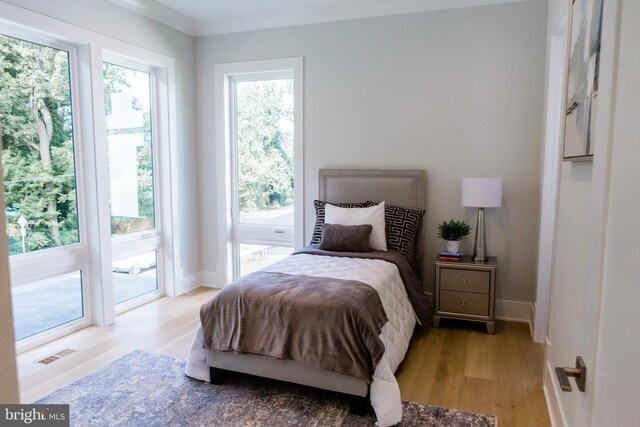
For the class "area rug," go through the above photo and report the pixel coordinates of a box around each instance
[37,350,496,426]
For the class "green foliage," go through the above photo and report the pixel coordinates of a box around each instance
[136,142,154,220]
[437,219,472,241]
[1,37,151,254]
[236,79,294,214]
[0,34,80,254]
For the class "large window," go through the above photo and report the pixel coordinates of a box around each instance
[1,33,88,343]
[0,35,79,255]
[0,17,178,350]
[233,76,295,278]
[104,62,160,305]
[216,58,303,282]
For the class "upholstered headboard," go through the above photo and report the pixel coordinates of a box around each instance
[318,169,427,279]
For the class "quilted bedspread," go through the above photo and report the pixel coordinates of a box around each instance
[186,252,420,427]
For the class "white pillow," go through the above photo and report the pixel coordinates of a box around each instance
[324,201,387,251]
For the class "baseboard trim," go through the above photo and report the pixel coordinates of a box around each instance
[544,361,567,427]
[196,271,224,289]
[182,272,200,294]
[495,299,534,324]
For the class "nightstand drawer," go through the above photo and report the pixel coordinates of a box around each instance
[440,268,490,293]
[439,291,489,316]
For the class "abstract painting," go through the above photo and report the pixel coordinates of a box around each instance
[563,0,603,160]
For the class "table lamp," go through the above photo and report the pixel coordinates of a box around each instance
[461,177,502,263]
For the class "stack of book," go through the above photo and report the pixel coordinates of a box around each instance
[439,251,463,262]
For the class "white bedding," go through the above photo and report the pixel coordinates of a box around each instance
[186,253,417,427]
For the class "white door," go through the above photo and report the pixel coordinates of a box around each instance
[588,0,640,424]
[543,0,624,425]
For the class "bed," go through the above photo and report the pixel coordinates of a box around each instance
[185,169,430,427]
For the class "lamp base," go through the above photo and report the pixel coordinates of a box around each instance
[472,207,489,263]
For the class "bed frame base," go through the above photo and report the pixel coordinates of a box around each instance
[209,365,370,415]
[209,366,224,385]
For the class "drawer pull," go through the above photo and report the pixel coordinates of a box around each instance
[461,300,466,306]
[461,278,468,285]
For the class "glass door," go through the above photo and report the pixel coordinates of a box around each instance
[103,61,161,308]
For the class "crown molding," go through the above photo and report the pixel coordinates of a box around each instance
[109,0,534,37]
[108,0,197,35]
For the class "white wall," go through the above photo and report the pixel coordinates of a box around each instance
[196,0,547,308]
[0,0,200,278]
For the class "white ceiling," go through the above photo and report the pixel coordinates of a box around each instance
[109,0,531,36]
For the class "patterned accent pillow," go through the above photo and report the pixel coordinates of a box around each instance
[310,200,374,244]
[384,204,425,261]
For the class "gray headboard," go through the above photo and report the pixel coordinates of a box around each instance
[318,169,427,279]
[319,169,426,209]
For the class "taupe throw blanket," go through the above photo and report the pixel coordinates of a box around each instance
[201,271,388,381]
[295,246,432,326]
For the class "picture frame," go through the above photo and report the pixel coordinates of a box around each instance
[562,0,603,161]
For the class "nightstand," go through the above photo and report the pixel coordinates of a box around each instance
[433,256,497,334]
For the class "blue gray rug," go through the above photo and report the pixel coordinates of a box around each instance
[37,350,496,426]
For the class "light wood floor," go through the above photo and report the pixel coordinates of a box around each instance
[397,319,550,427]
[17,287,549,426]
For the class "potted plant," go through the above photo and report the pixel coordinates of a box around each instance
[437,219,472,253]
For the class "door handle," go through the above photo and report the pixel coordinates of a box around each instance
[555,356,587,392]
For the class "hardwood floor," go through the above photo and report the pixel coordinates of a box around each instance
[396,319,550,427]
[17,288,549,426]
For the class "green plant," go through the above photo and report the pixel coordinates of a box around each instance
[437,219,472,241]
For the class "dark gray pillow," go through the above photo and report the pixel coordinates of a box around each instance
[319,224,373,252]
[310,200,375,244]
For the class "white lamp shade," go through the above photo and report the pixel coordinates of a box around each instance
[461,177,503,208]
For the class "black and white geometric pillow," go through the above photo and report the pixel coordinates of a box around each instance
[384,204,425,261]
[310,200,375,244]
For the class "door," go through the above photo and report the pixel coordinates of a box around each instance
[587,1,640,425]
[543,0,619,425]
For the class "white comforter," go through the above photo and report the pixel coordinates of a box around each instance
[185,253,417,426]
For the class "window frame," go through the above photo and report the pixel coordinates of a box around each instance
[0,6,183,352]
[0,28,93,352]
[215,58,304,284]
[101,56,165,314]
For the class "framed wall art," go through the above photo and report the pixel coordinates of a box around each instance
[563,0,603,161]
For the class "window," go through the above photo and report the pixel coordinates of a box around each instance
[103,61,161,306]
[0,34,80,256]
[215,58,303,282]
[0,14,180,350]
[1,33,90,344]
[104,63,155,236]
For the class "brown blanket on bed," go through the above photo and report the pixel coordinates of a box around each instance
[295,246,432,326]
[200,271,387,381]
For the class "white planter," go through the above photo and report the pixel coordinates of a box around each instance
[445,240,460,253]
